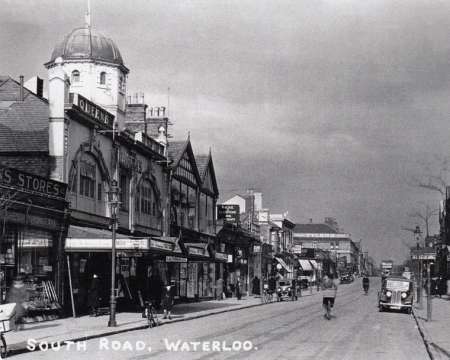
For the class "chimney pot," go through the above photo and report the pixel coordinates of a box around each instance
[19,75,24,101]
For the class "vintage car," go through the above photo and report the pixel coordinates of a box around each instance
[378,276,414,314]
[340,273,353,284]
[277,280,293,301]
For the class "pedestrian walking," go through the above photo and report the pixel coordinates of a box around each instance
[7,275,30,329]
[162,280,176,319]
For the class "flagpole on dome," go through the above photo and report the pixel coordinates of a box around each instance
[85,0,92,29]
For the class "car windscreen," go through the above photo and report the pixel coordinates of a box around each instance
[279,282,289,286]
[386,280,410,291]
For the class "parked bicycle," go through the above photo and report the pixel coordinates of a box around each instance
[262,285,274,303]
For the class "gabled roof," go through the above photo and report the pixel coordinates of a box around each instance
[0,76,49,152]
[293,223,338,234]
[196,152,219,196]
[167,138,202,186]
[167,140,187,163]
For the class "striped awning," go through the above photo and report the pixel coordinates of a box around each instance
[275,257,292,272]
[298,259,313,271]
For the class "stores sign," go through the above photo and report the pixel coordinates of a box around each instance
[217,204,240,224]
[0,165,66,199]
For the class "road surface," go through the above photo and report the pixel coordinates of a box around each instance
[16,278,429,360]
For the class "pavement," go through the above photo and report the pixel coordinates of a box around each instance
[13,279,429,360]
[413,293,450,360]
[4,288,322,356]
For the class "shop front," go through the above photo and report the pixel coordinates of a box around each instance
[65,226,151,315]
[0,165,68,322]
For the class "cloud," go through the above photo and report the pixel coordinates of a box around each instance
[2,0,450,263]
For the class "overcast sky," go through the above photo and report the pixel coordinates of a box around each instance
[2,0,450,264]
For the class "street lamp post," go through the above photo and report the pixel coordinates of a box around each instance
[414,226,423,308]
[108,178,119,327]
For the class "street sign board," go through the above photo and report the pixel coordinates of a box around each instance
[411,248,436,261]
[217,204,240,224]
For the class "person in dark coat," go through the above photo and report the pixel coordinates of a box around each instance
[162,280,176,319]
[7,276,30,328]
[148,269,163,308]
[252,276,260,295]
[235,279,242,300]
[87,274,101,315]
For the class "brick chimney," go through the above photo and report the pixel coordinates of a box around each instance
[125,93,148,134]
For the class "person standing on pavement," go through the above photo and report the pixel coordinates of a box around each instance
[162,280,176,319]
[149,269,163,309]
[252,276,260,296]
[216,277,224,300]
[87,274,100,316]
[235,278,242,300]
[7,276,30,329]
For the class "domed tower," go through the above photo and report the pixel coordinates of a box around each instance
[45,13,129,127]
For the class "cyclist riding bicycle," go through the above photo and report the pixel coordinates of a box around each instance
[362,276,370,294]
[322,274,337,320]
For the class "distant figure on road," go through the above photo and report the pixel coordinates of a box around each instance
[362,276,369,294]
[321,274,338,319]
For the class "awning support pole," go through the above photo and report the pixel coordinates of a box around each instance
[66,255,76,318]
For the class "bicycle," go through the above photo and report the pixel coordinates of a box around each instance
[323,297,335,320]
[144,301,159,328]
[263,289,274,303]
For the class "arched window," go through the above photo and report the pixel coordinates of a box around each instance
[99,71,106,85]
[119,76,123,92]
[136,179,161,229]
[71,70,80,83]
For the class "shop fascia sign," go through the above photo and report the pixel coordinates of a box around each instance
[215,252,228,261]
[149,238,174,252]
[411,249,436,260]
[20,238,52,248]
[188,246,206,256]
[66,238,148,251]
[166,256,187,263]
[0,165,67,199]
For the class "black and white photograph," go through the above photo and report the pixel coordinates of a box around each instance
[0,0,449,359]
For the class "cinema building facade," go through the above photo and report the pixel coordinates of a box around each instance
[0,21,221,316]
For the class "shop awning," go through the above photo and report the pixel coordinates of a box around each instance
[65,226,148,252]
[185,242,211,259]
[275,257,292,272]
[309,260,318,270]
[298,259,313,271]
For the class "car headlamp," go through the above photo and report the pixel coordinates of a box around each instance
[287,288,290,292]
[401,292,407,299]
[386,290,392,297]
[278,288,281,292]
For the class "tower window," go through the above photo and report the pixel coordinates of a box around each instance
[99,72,106,85]
[119,76,123,92]
[71,70,80,83]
